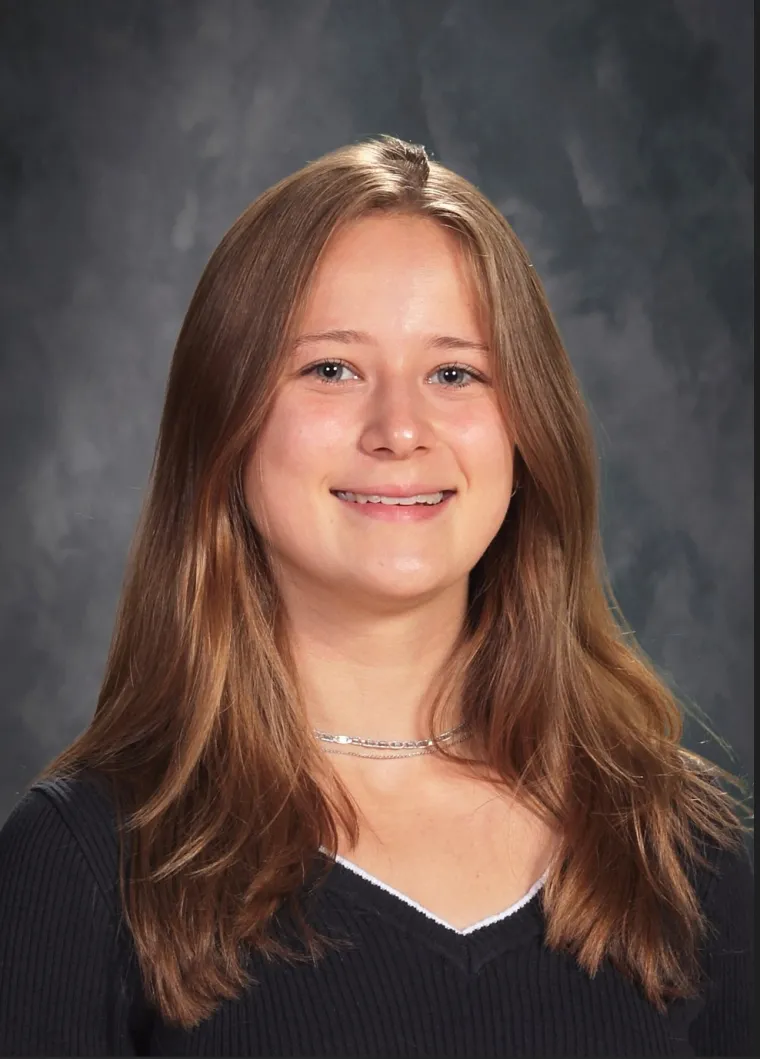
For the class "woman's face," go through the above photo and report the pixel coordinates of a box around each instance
[243,213,515,611]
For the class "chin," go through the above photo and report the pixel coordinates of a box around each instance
[338,568,463,605]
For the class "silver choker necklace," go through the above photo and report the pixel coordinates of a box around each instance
[313,720,470,759]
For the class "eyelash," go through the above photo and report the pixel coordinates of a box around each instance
[299,358,488,389]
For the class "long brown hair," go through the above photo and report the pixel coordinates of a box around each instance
[35,135,752,1030]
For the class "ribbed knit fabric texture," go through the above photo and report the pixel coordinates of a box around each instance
[0,772,754,1057]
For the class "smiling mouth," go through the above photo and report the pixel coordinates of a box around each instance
[330,489,456,506]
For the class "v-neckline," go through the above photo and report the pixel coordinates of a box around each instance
[329,851,549,935]
[316,849,548,974]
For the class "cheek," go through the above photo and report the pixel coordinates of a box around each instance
[451,410,513,471]
[252,400,349,485]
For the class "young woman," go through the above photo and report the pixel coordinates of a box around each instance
[0,135,753,1058]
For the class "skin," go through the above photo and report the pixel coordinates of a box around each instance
[243,213,517,796]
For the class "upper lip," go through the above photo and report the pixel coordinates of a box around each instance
[331,485,456,497]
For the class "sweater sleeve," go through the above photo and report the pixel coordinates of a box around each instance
[687,836,755,1057]
[0,787,139,1056]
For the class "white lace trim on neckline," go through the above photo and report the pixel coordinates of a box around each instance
[320,847,549,936]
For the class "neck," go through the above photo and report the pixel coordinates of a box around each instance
[280,578,469,743]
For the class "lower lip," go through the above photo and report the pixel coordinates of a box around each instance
[331,492,456,521]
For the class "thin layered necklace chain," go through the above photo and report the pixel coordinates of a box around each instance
[313,720,471,759]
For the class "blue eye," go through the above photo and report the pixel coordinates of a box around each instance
[300,360,486,388]
[301,360,356,384]
[431,365,479,388]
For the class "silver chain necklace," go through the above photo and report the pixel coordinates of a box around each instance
[314,720,470,759]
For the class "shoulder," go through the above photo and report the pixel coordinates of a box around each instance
[679,823,755,1054]
[678,766,754,918]
[0,769,121,916]
[0,772,146,1053]
[683,773,754,912]
[692,830,754,943]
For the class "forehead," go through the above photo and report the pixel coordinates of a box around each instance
[298,213,485,333]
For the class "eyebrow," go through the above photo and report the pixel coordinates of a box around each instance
[292,329,490,354]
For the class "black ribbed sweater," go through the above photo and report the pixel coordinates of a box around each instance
[0,772,754,1057]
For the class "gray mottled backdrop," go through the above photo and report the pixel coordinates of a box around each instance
[0,1,753,840]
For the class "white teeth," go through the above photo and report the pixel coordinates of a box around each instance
[335,491,448,506]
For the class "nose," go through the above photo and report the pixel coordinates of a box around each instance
[357,376,437,457]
